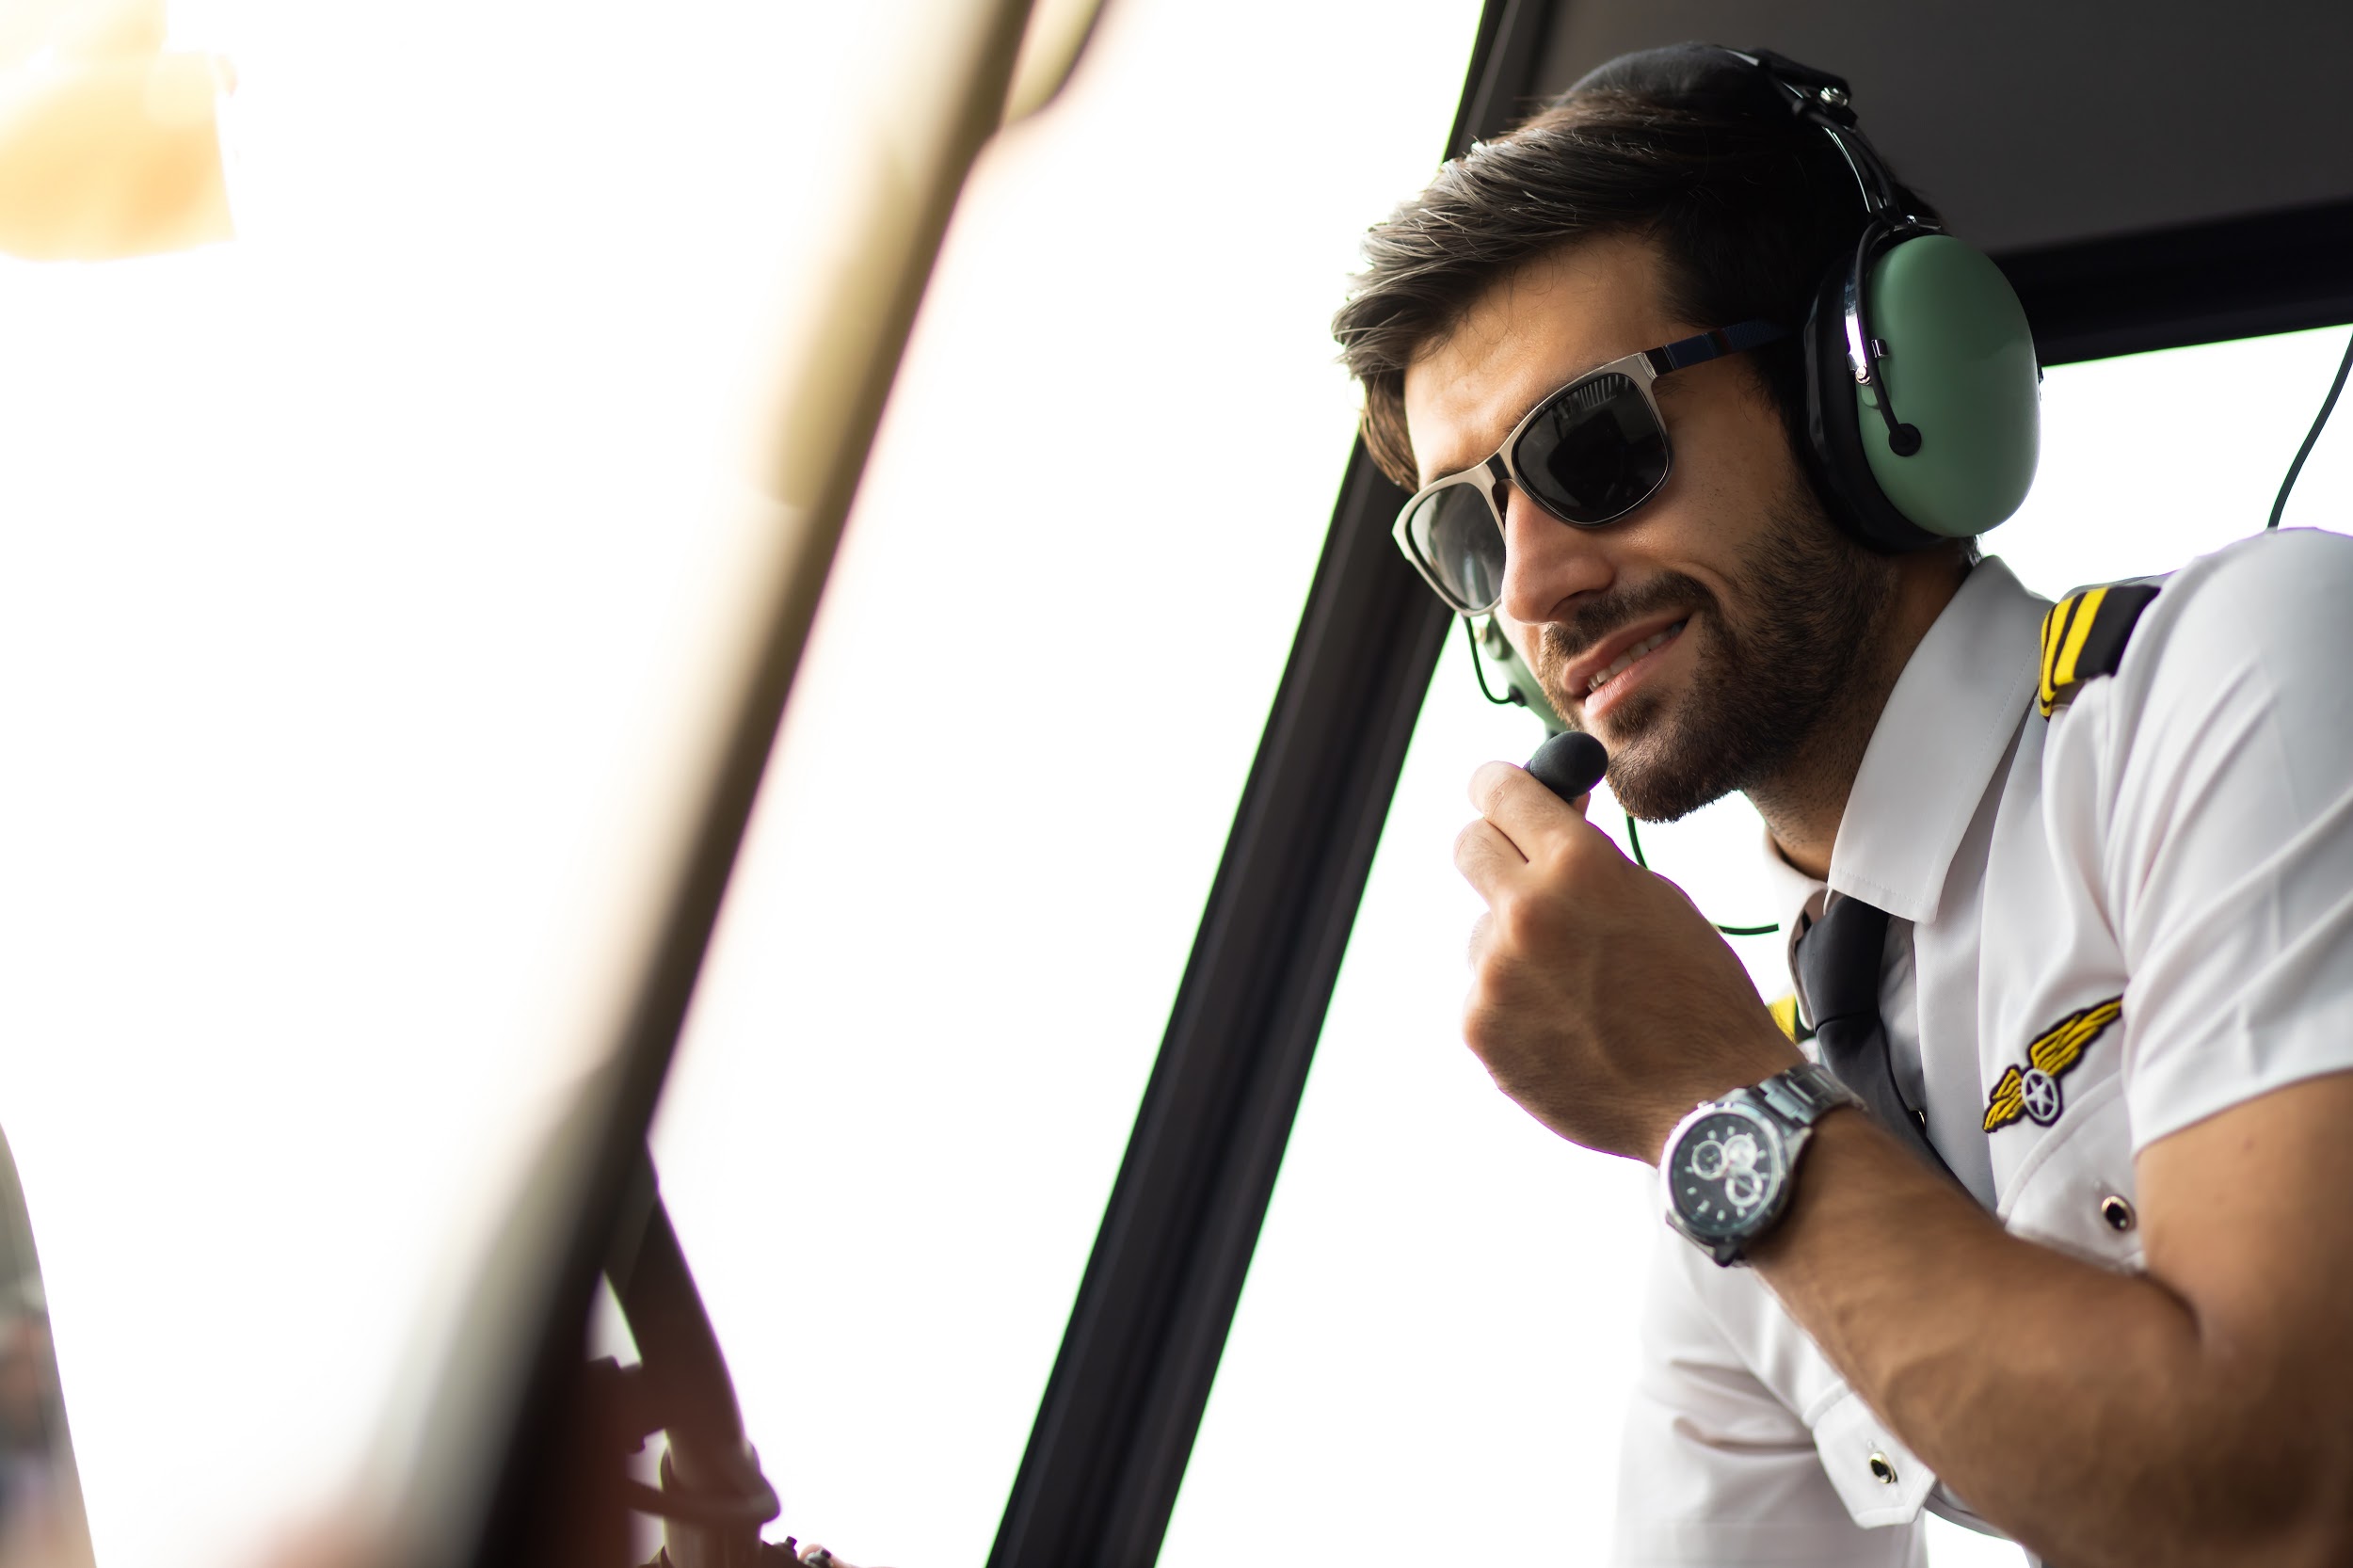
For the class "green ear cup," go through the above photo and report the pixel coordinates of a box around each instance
[1859,234,2041,536]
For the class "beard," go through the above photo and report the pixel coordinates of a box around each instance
[1531,485,1903,823]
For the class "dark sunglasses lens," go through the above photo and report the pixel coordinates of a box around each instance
[1404,483,1504,611]
[1514,372,1669,524]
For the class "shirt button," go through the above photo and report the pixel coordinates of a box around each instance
[1868,1451,1897,1485]
[2100,1194,2136,1232]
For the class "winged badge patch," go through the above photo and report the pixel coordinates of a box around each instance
[1983,996,2122,1132]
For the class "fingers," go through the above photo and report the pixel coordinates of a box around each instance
[1453,814,1525,898]
[1468,760,1602,862]
[1458,760,1631,964]
[1456,758,1629,903]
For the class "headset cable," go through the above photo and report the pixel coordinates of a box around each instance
[2268,328,2353,530]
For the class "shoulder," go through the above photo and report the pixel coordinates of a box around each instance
[2041,531,2353,874]
[2146,526,2353,638]
[2060,530,2353,725]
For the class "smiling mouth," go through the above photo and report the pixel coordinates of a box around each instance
[1586,619,1688,696]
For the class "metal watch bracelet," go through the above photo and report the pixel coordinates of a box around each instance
[1752,1061,1864,1128]
[1661,1063,1863,1266]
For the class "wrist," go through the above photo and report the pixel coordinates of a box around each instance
[1658,1063,1863,1266]
[1743,1103,1967,1272]
[1739,1104,1867,1267]
[1645,1034,1811,1166]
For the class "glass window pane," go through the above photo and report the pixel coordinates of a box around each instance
[0,0,1470,1560]
[640,2,1483,1565]
[1161,324,2353,1563]
[0,4,968,1559]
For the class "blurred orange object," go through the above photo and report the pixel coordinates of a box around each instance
[0,0,231,259]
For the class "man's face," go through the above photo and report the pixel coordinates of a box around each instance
[1401,232,1898,821]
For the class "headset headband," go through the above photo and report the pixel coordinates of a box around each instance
[1719,46,1937,456]
[1718,48,1925,230]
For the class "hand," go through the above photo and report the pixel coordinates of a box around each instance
[1454,760,1801,1162]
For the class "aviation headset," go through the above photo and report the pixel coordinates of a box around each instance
[1729,46,2043,553]
[1593,44,2046,553]
[1473,44,2041,725]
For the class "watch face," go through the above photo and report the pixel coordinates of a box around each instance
[1667,1108,1785,1240]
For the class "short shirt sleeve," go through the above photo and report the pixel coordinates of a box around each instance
[1613,1226,1927,1567]
[2052,528,2353,1149]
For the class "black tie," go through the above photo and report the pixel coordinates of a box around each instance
[1794,891,1956,1180]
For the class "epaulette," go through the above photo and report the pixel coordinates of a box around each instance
[2038,577,2165,718]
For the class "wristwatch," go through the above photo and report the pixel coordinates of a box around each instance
[1660,1063,1862,1266]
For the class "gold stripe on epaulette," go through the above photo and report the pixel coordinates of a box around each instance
[2039,588,2104,716]
[2038,581,2162,718]
[2037,604,2057,713]
[2052,585,2108,696]
[2037,598,2073,717]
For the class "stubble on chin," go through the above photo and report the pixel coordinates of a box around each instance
[1546,600,1760,824]
[1529,497,1902,824]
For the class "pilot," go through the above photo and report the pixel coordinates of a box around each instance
[1335,43,2353,1567]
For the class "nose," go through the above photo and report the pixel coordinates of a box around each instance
[1495,480,1610,626]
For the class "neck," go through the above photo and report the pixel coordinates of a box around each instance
[1753,551,1969,880]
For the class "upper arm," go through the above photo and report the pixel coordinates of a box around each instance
[2093,538,2353,1545]
[2040,536,2353,1546]
[2138,1068,2353,1321]
[2135,1070,2353,1536]
[2080,532,2353,1149]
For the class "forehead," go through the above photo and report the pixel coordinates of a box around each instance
[1400,232,1677,486]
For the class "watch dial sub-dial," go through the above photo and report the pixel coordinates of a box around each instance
[1670,1111,1785,1238]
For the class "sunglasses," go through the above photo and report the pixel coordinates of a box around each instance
[1391,319,1790,616]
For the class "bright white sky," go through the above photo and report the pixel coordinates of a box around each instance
[0,2,2347,1565]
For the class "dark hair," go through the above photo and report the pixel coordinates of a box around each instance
[1333,45,1942,491]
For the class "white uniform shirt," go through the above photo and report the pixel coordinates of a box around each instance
[1610,531,2353,1566]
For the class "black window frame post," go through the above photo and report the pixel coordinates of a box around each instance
[984,6,1557,1564]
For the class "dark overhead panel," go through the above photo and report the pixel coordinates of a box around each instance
[1534,1,2353,362]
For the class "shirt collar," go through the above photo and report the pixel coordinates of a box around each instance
[1818,555,2050,924]
[1759,828,1824,955]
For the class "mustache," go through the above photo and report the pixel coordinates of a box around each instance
[1534,571,1721,680]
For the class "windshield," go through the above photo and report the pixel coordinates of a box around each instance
[0,0,1483,1562]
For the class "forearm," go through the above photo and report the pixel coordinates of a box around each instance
[1749,1111,2345,1568]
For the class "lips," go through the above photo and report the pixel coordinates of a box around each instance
[1586,620,1686,695]
[1560,613,1691,705]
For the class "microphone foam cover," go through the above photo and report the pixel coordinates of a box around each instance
[1526,730,1609,804]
